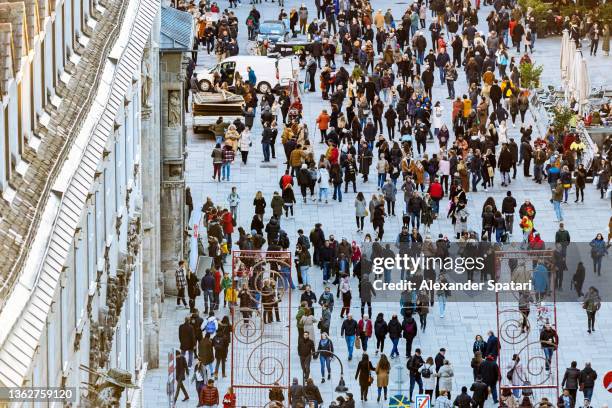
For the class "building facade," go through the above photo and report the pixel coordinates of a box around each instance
[0,0,161,405]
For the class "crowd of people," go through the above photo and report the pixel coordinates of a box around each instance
[170,0,611,406]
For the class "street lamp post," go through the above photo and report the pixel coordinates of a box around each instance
[315,350,349,393]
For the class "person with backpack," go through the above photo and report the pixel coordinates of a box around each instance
[198,333,215,378]
[407,348,425,401]
[212,333,229,380]
[402,314,418,358]
[579,362,597,402]
[419,356,435,397]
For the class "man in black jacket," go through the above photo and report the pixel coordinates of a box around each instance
[174,350,190,403]
[387,314,403,359]
[407,348,424,401]
[579,362,597,403]
[562,361,580,407]
[469,376,489,408]
[297,332,315,382]
[341,314,358,360]
[453,386,474,408]
[434,348,446,397]
[479,355,500,404]
[179,316,196,368]
[502,191,517,235]
[200,270,215,315]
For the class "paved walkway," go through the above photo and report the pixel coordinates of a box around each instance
[143,0,612,406]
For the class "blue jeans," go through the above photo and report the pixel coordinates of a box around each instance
[438,294,446,317]
[409,375,423,398]
[281,266,295,289]
[438,66,445,83]
[471,172,482,191]
[345,335,355,359]
[182,350,194,367]
[262,143,271,161]
[378,173,387,188]
[496,229,505,242]
[531,31,537,46]
[552,200,563,221]
[221,162,231,180]
[322,261,331,281]
[543,347,554,369]
[417,50,424,65]
[320,355,331,377]
[300,266,310,286]
[432,198,440,214]
[333,184,342,201]
[447,80,455,98]
[215,135,224,145]
[410,212,420,229]
[339,259,348,275]
[490,383,499,402]
[583,387,593,401]
[203,289,213,312]
[319,187,328,201]
[390,338,400,357]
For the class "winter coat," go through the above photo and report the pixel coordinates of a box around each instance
[437,365,454,392]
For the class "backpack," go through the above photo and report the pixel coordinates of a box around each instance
[205,319,216,335]
[421,366,432,378]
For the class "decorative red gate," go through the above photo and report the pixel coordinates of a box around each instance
[495,248,558,404]
[230,250,293,407]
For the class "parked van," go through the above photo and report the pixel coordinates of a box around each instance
[196,55,298,93]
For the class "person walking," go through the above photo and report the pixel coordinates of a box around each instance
[192,361,208,399]
[174,350,190,403]
[316,332,333,383]
[562,361,581,407]
[198,333,215,377]
[579,362,597,402]
[176,260,188,309]
[470,376,489,408]
[480,354,500,404]
[407,348,424,401]
[358,314,373,352]
[375,354,391,402]
[583,286,601,333]
[552,180,564,222]
[374,313,388,355]
[589,233,608,276]
[402,314,418,358]
[304,378,324,408]
[179,316,196,368]
[387,314,402,359]
[211,144,223,181]
[355,353,375,401]
[436,360,455,400]
[355,192,367,232]
[341,314,358,361]
[298,332,315,383]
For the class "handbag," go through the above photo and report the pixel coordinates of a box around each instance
[368,375,374,385]
[355,336,361,349]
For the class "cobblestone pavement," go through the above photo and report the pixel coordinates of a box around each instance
[143,0,612,406]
